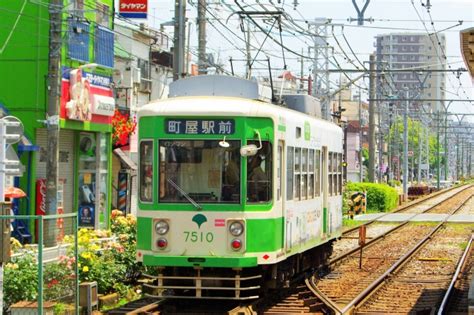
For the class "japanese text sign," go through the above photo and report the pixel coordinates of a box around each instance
[119,0,147,19]
[165,119,235,135]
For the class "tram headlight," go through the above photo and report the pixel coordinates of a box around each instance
[229,221,244,236]
[155,220,169,235]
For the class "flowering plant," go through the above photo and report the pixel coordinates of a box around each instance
[112,110,136,147]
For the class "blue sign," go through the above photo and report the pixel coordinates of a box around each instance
[165,119,235,135]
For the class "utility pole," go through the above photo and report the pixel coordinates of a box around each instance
[358,87,363,182]
[417,125,422,183]
[197,0,207,75]
[173,0,186,81]
[436,111,440,190]
[444,112,448,180]
[45,0,63,247]
[299,48,304,92]
[368,54,376,182]
[245,20,251,79]
[403,89,409,198]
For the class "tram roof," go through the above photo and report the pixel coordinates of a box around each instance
[138,95,341,133]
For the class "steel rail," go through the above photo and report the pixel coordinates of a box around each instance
[346,190,474,314]
[342,184,471,236]
[437,235,474,314]
[306,276,343,315]
[331,185,473,265]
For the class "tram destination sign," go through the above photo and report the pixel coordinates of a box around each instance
[165,119,235,135]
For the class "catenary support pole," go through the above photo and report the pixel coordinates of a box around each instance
[359,87,363,182]
[418,124,422,183]
[173,0,186,81]
[444,112,448,180]
[437,111,440,190]
[403,89,409,198]
[368,54,376,182]
[197,0,207,75]
[45,0,63,247]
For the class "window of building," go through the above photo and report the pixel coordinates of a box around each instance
[96,3,110,27]
[137,58,151,92]
[74,0,84,18]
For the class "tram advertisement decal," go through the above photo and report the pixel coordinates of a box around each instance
[165,119,235,135]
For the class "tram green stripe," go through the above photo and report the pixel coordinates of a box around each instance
[143,255,257,268]
[246,217,283,252]
[137,217,152,250]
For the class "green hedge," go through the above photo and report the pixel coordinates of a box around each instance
[346,182,398,212]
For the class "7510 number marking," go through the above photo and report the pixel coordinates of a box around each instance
[184,231,214,243]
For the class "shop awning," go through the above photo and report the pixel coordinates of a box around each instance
[113,148,137,170]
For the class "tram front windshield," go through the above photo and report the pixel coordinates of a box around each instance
[159,140,241,204]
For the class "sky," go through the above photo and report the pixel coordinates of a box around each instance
[124,0,474,116]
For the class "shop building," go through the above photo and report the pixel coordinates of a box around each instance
[0,0,115,234]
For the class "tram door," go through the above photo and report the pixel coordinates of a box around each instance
[276,141,285,251]
[321,146,328,236]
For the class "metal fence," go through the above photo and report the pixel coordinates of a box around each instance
[1,207,79,315]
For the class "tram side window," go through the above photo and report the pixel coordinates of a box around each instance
[328,152,333,196]
[247,141,272,203]
[139,140,153,202]
[294,148,301,200]
[287,147,294,200]
[308,149,315,198]
[338,153,343,195]
[315,150,321,197]
[302,148,308,200]
[332,152,338,196]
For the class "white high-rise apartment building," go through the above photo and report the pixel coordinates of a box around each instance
[375,33,446,112]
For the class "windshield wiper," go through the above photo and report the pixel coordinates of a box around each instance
[166,178,202,210]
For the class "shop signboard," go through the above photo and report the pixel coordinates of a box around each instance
[66,69,92,121]
[119,0,147,19]
[92,95,115,117]
[61,67,114,125]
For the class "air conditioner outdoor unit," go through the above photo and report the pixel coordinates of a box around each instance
[132,67,141,84]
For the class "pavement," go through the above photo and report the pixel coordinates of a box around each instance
[354,213,474,223]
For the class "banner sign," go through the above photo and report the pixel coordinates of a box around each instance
[119,0,148,19]
[165,119,235,135]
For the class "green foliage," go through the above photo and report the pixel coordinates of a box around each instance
[3,254,38,309]
[387,117,442,171]
[346,182,398,212]
[388,179,401,187]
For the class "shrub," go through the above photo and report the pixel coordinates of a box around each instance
[346,182,398,212]
[3,253,38,309]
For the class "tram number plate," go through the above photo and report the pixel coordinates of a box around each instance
[184,231,214,243]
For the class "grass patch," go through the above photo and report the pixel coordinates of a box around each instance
[343,218,363,228]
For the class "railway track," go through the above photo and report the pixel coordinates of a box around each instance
[308,184,474,314]
[438,235,474,314]
[333,185,474,259]
[353,225,473,314]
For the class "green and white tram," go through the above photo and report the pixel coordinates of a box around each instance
[136,75,343,299]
